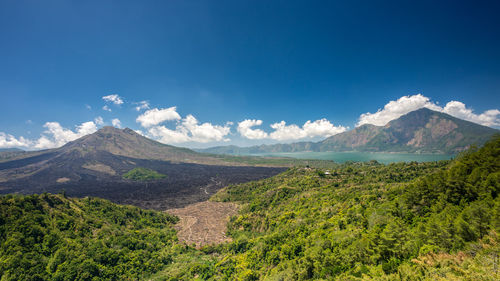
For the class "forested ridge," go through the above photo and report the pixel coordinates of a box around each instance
[1,136,499,280]
[163,135,499,280]
[0,194,181,280]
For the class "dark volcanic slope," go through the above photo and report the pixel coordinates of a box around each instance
[199,108,499,154]
[0,127,285,210]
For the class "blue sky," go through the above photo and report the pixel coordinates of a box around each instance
[1,0,499,149]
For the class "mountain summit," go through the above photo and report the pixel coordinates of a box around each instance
[200,108,499,154]
[0,126,285,209]
[319,108,498,153]
[59,126,201,163]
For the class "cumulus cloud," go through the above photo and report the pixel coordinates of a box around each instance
[134,101,150,111]
[268,121,304,141]
[102,105,112,112]
[237,118,347,141]
[237,120,269,139]
[146,115,231,144]
[357,94,500,127]
[442,101,500,127]
[33,121,99,149]
[181,115,231,143]
[0,119,103,149]
[357,94,440,126]
[0,133,31,148]
[269,119,347,141]
[111,118,122,128]
[102,94,124,105]
[148,125,191,143]
[136,107,181,127]
[94,116,104,125]
[302,119,348,137]
[137,107,231,144]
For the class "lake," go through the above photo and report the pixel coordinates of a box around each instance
[250,151,455,164]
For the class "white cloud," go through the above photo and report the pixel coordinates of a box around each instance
[146,114,231,144]
[442,101,500,127]
[85,104,92,110]
[33,121,99,149]
[102,94,124,105]
[111,118,122,128]
[94,116,104,125]
[0,133,31,148]
[148,125,192,143]
[237,118,347,141]
[181,115,231,143]
[357,94,440,126]
[102,105,112,112]
[7,120,99,150]
[357,94,500,127]
[302,119,348,137]
[138,107,232,144]
[135,101,150,111]
[268,121,305,141]
[136,107,181,127]
[237,119,269,139]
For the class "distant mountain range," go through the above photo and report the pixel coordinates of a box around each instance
[198,108,499,155]
[0,126,285,209]
[0,147,27,161]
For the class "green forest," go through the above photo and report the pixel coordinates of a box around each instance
[123,167,167,181]
[1,136,499,280]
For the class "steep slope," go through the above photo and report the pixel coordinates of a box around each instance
[0,127,286,209]
[60,126,213,163]
[321,108,499,152]
[200,108,499,154]
[0,148,33,162]
[0,193,180,280]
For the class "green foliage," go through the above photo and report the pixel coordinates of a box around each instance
[0,194,179,280]
[2,136,499,280]
[123,167,167,181]
[178,136,500,280]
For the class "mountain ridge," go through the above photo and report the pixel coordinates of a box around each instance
[199,108,499,155]
[0,126,287,209]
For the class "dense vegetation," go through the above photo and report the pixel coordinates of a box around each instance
[159,136,500,280]
[0,194,180,280]
[1,136,498,280]
[123,167,167,181]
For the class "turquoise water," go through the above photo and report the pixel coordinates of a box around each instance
[251,151,454,164]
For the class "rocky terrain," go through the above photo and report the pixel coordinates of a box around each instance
[0,127,286,210]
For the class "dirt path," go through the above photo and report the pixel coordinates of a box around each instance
[166,201,239,247]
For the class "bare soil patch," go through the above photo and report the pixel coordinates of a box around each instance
[82,163,116,175]
[56,177,70,183]
[167,201,239,247]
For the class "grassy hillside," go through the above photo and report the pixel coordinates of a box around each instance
[160,136,499,280]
